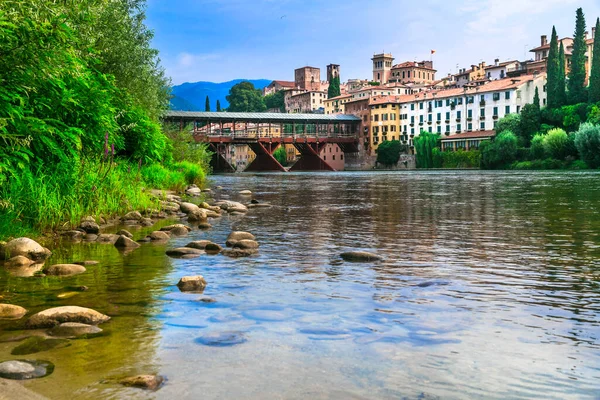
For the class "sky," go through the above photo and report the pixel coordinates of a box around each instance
[146,0,600,85]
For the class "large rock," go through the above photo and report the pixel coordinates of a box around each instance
[117,229,133,239]
[221,248,257,258]
[200,202,221,213]
[226,231,256,247]
[122,211,142,221]
[96,234,119,244]
[160,201,180,212]
[4,255,34,268]
[0,238,51,262]
[177,276,207,292]
[216,201,248,213]
[232,240,259,250]
[149,231,170,241]
[239,190,252,195]
[185,240,213,250]
[186,185,202,196]
[114,235,141,249]
[205,243,223,255]
[5,263,44,278]
[79,221,100,234]
[160,224,191,233]
[187,208,208,222]
[0,304,27,320]
[61,230,84,241]
[48,322,102,338]
[120,375,164,390]
[204,209,221,218]
[198,222,212,230]
[340,251,382,262]
[170,227,189,236]
[26,306,110,328]
[44,264,86,276]
[166,247,204,259]
[180,202,200,214]
[0,360,55,380]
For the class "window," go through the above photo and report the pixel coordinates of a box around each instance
[517,105,521,113]
[480,108,485,117]
[493,107,498,116]
[457,98,463,105]
[437,113,441,121]
[467,123,472,131]
[446,112,450,120]
[446,99,451,106]
[457,124,462,132]
[411,127,415,134]
[480,95,485,102]
[493,92,500,101]
[420,102,424,110]
[382,114,388,121]
[411,104,415,111]
[437,126,441,133]
[480,122,485,129]
[373,126,379,134]
[408,71,411,78]
[374,115,379,121]
[505,91,511,99]
[505,105,510,114]
[411,116,415,124]
[391,113,396,121]
[467,109,472,118]
[457,110,462,119]
[420,115,424,123]
[446,125,450,132]
[428,127,432,133]
[333,155,335,161]
[428,114,432,122]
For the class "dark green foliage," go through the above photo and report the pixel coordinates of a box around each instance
[546,27,560,108]
[530,134,546,159]
[376,140,405,166]
[264,90,286,112]
[328,76,341,99]
[205,96,211,112]
[542,128,570,160]
[557,42,567,107]
[589,18,600,103]
[533,87,540,109]
[216,100,221,112]
[562,103,588,132]
[273,146,288,166]
[568,8,588,104]
[480,131,518,169]
[573,123,600,168]
[495,114,522,138]
[436,149,481,168]
[519,103,541,145]
[587,104,600,124]
[226,81,267,112]
[414,131,440,168]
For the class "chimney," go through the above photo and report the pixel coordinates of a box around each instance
[541,35,547,46]
[495,58,500,66]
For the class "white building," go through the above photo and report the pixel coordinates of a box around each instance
[374,74,546,150]
[484,59,519,81]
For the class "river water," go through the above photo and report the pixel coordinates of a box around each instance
[1,171,600,399]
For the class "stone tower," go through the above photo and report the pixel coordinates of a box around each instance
[372,53,394,84]
[294,66,321,91]
[327,64,340,82]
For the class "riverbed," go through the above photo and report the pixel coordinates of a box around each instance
[1,171,599,399]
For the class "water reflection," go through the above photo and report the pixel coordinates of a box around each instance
[1,171,599,399]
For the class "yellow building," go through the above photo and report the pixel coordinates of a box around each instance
[368,96,402,154]
[324,94,352,114]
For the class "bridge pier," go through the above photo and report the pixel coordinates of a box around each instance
[245,142,286,172]
[209,143,235,173]
[289,142,335,171]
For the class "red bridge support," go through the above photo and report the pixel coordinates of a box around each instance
[289,142,335,171]
[209,143,235,173]
[245,142,286,172]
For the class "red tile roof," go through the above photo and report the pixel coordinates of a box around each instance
[392,61,436,71]
[484,60,518,69]
[272,80,296,88]
[440,130,496,140]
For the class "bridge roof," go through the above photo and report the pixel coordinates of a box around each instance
[163,111,361,123]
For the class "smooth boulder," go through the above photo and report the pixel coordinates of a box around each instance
[96,234,119,244]
[117,229,134,239]
[122,211,142,221]
[160,224,191,232]
[44,264,86,276]
[0,238,51,262]
[221,248,257,258]
[340,251,382,262]
[149,231,170,241]
[179,202,200,214]
[205,243,223,255]
[114,235,141,249]
[26,306,110,328]
[0,360,54,380]
[239,190,252,195]
[184,240,212,250]
[166,247,204,259]
[0,304,27,320]
[120,375,164,390]
[177,276,207,292]
[232,240,259,250]
[79,221,100,234]
[4,255,34,268]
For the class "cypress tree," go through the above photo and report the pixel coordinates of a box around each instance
[533,87,540,109]
[328,76,341,99]
[546,26,560,108]
[568,8,588,104]
[589,18,600,103]
[216,99,221,112]
[205,95,210,111]
[557,42,567,107]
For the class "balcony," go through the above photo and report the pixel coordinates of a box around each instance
[467,117,473,121]
[456,118,462,122]
[480,115,486,120]
[445,119,451,124]
[480,100,486,106]
[419,122,424,126]
[427,121,432,125]
[493,115,499,120]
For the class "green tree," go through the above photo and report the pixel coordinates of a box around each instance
[495,113,522,137]
[216,100,221,112]
[568,8,588,104]
[226,81,267,112]
[574,123,600,168]
[376,140,405,166]
[414,131,440,168]
[328,76,341,99]
[546,26,560,108]
[205,96,210,111]
[557,42,568,107]
[264,90,286,112]
[519,103,541,146]
[273,146,288,166]
[542,128,569,159]
[533,86,540,109]
[589,18,600,103]
[481,131,518,169]
[530,134,546,160]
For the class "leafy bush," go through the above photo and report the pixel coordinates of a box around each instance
[573,123,600,168]
[414,132,440,168]
[481,131,518,169]
[569,160,589,169]
[172,161,206,185]
[542,128,569,159]
[439,150,481,168]
[377,140,406,166]
[495,114,522,138]
[273,146,288,166]
[530,134,546,159]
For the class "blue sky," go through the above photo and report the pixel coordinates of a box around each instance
[146,0,600,85]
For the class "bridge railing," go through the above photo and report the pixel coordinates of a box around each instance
[193,123,359,139]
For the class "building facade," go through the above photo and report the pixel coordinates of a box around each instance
[263,80,296,96]
[372,53,394,83]
[295,66,321,91]
[324,94,352,114]
[285,90,327,113]
[388,61,437,85]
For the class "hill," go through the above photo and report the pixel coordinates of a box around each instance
[170,79,272,111]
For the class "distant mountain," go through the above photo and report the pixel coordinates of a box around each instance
[170,79,272,111]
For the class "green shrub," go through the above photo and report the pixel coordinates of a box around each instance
[377,140,406,166]
[140,164,186,191]
[273,146,288,166]
[569,160,589,169]
[573,123,600,168]
[414,132,440,168]
[440,149,480,168]
[543,128,569,159]
[481,131,518,169]
[172,161,206,185]
[530,134,546,160]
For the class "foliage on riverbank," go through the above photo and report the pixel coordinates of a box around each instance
[0,1,210,240]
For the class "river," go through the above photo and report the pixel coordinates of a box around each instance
[1,171,599,399]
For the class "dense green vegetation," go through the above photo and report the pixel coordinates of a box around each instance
[226,81,267,112]
[376,140,406,166]
[0,0,210,239]
[273,146,288,166]
[264,90,286,112]
[414,132,441,168]
[328,76,341,99]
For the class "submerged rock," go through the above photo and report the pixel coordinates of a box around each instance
[61,230,84,241]
[119,374,164,390]
[11,336,70,355]
[0,238,51,262]
[4,255,34,268]
[221,249,257,258]
[184,240,212,250]
[48,322,102,338]
[0,360,54,380]
[4,263,44,278]
[340,251,382,262]
[96,234,119,244]
[75,260,99,266]
[148,231,170,241]
[117,229,133,239]
[114,235,141,249]
[177,276,207,292]
[26,306,110,328]
[45,264,86,276]
[195,331,247,347]
[0,304,27,320]
[166,247,204,259]
[205,243,222,255]
[198,222,212,230]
